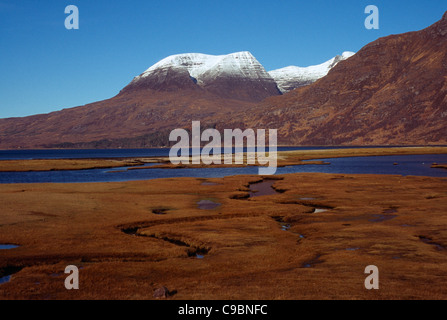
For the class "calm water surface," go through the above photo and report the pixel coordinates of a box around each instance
[0,150,446,183]
[1,146,440,160]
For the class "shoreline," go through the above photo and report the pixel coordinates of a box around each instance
[1,144,446,151]
[0,146,446,172]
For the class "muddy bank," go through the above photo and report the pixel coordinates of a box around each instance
[431,163,447,170]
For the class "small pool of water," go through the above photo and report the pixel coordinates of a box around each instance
[0,275,11,284]
[369,214,398,222]
[201,182,219,186]
[419,236,445,251]
[0,267,22,285]
[0,244,19,250]
[313,208,328,214]
[197,200,221,210]
[301,255,323,268]
[249,181,278,197]
[152,208,168,215]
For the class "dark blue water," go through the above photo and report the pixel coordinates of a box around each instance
[0,276,11,284]
[0,244,19,249]
[0,148,171,160]
[0,146,436,160]
[0,154,445,183]
[294,154,447,177]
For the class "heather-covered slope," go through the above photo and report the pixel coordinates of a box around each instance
[235,12,447,145]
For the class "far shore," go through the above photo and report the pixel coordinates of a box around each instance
[432,163,447,170]
[0,146,446,172]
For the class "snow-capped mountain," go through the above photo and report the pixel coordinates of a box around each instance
[123,51,356,99]
[124,51,281,101]
[269,51,355,93]
[1,10,447,149]
[134,52,274,85]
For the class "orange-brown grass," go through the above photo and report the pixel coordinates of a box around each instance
[0,173,446,300]
[0,158,147,172]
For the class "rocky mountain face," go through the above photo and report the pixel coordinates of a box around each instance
[0,12,446,149]
[269,51,355,93]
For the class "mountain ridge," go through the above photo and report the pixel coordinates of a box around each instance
[268,51,355,93]
[0,12,446,149]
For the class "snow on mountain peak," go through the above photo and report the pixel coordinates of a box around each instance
[341,51,356,59]
[128,50,355,95]
[132,51,273,86]
[269,51,355,93]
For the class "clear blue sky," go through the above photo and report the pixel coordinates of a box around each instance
[0,0,445,118]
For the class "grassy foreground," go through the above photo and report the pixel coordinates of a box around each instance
[0,171,446,300]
